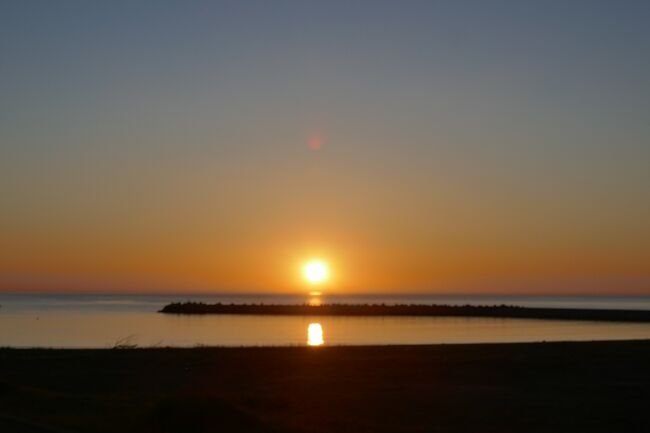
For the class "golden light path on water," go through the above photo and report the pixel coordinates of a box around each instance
[307,323,324,346]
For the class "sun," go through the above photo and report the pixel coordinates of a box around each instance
[303,260,329,285]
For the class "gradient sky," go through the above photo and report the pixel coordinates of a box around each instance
[1,1,649,294]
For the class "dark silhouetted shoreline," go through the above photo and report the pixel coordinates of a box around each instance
[1,340,650,432]
[159,302,650,322]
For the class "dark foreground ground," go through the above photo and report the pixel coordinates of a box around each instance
[1,341,649,433]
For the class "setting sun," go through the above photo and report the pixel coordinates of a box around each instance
[303,260,329,285]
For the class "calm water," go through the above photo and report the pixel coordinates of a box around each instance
[1,293,650,348]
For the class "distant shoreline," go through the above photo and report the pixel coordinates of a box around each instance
[159,302,650,323]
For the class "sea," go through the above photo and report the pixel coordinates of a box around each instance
[1,293,650,348]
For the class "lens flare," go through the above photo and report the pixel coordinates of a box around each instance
[308,135,322,150]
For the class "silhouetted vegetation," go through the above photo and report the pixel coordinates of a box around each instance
[113,335,138,349]
[159,302,650,322]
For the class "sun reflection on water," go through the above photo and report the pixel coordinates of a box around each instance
[307,323,324,346]
[308,293,322,306]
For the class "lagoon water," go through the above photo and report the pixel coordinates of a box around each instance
[1,293,650,348]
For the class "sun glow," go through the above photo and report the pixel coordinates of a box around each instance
[303,260,329,285]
